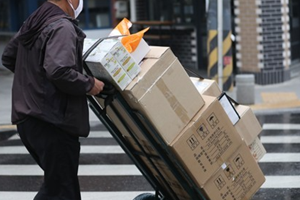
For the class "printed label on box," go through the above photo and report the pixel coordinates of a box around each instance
[204,143,266,200]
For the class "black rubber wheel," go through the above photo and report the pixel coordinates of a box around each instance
[133,193,157,200]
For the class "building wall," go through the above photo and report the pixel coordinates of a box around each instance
[234,0,291,85]
[134,0,197,70]
[171,28,197,70]
[234,0,260,73]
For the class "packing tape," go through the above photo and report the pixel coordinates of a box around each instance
[156,79,190,125]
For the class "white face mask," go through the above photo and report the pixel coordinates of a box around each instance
[68,0,83,18]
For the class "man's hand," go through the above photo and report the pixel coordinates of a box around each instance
[88,78,105,96]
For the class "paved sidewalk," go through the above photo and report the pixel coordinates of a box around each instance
[227,73,300,115]
[1,67,300,132]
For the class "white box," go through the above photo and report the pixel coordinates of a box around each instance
[85,48,132,91]
[99,39,140,79]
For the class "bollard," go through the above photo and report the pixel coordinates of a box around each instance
[235,74,255,105]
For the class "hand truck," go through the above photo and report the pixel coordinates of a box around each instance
[83,37,209,200]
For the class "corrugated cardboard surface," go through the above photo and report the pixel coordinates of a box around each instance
[171,95,243,187]
[125,47,177,100]
[190,77,222,97]
[124,58,205,145]
[203,143,266,200]
[234,104,262,146]
[249,137,267,162]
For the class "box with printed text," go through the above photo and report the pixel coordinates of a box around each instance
[203,142,266,200]
[83,38,140,90]
[170,95,244,187]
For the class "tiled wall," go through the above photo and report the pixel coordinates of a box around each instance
[234,0,291,85]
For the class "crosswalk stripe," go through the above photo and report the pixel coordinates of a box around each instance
[263,123,300,130]
[0,165,141,176]
[262,176,300,188]
[88,131,112,138]
[0,145,124,154]
[260,153,300,163]
[8,131,112,140]
[2,120,300,197]
[261,135,300,143]
[0,191,154,200]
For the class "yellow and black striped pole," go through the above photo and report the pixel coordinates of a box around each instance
[207,0,233,91]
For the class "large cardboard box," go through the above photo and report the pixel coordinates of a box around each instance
[234,104,263,146]
[203,143,266,200]
[125,46,178,100]
[123,53,205,145]
[190,77,222,97]
[170,95,243,187]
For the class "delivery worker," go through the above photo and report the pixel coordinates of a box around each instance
[1,0,104,199]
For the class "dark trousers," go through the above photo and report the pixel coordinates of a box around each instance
[17,117,81,200]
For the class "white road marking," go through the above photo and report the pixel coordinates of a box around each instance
[0,165,141,176]
[263,124,300,130]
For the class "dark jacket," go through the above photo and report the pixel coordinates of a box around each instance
[1,2,94,137]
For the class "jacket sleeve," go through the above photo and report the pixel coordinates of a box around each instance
[1,32,20,73]
[43,20,94,96]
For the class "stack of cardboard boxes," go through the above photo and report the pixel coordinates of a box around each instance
[84,36,266,200]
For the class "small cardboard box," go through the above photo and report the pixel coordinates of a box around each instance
[249,137,266,162]
[203,143,265,200]
[123,58,205,145]
[190,77,222,97]
[85,51,132,91]
[170,95,243,187]
[234,104,263,146]
[99,38,140,79]
[84,38,140,78]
